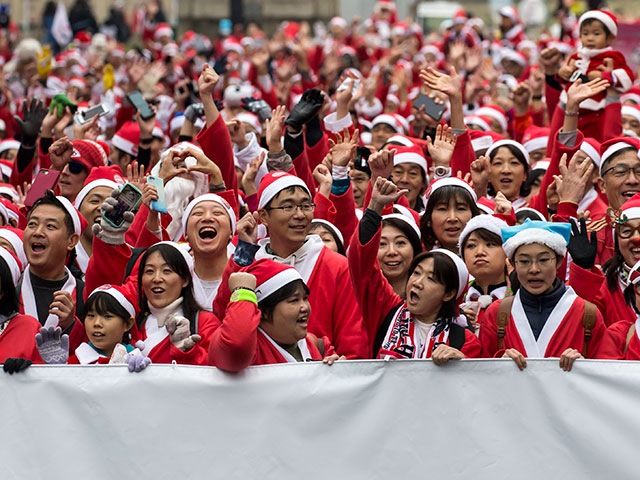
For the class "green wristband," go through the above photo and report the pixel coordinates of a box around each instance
[230,288,258,305]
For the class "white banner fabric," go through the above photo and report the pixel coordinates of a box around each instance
[0,359,638,479]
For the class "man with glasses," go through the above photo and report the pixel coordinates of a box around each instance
[479,220,605,371]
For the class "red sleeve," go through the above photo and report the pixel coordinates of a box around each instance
[196,114,238,197]
[313,192,336,224]
[450,129,475,178]
[478,301,501,358]
[67,317,88,354]
[460,328,483,358]
[329,186,358,249]
[304,134,330,171]
[596,320,633,360]
[531,106,546,127]
[247,64,279,110]
[211,256,243,319]
[513,112,533,144]
[84,236,132,300]
[545,79,562,122]
[208,300,260,371]
[602,101,622,140]
[291,150,316,193]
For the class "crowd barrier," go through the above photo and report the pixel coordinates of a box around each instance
[1,359,638,479]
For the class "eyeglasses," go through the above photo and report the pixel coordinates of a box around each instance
[266,203,316,215]
[602,164,640,179]
[615,223,640,239]
[68,161,86,175]
[513,256,554,269]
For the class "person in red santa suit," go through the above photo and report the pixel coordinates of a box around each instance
[480,220,605,371]
[498,6,526,48]
[0,247,42,373]
[209,259,343,371]
[212,170,369,359]
[596,260,640,360]
[349,177,481,361]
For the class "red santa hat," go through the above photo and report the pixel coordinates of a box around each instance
[499,6,521,24]
[372,113,408,135]
[452,8,468,24]
[0,226,26,268]
[501,48,528,67]
[329,16,348,29]
[579,137,602,168]
[385,135,415,147]
[579,10,618,37]
[182,193,237,236]
[476,196,495,214]
[154,23,173,41]
[235,112,262,135]
[620,193,640,221]
[531,160,550,172]
[622,104,640,123]
[0,183,17,203]
[68,76,87,89]
[55,196,88,235]
[425,177,477,206]
[257,171,311,210]
[600,137,640,175]
[0,160,11,179]
[465,115,494,132]
[74,31,92,48]
[110,45,125,58]
[522,126,550,153]
[0,196,20,223]
[393,145,428,177]
[432,248,469,300]
[375,0,397,13]
[622,86,640,105]
[311,219,344,246]
[111,121,140,157]
[629,259,640,285]
[240,259,303,303]
[0,138,20,155]
[155,241,194,275]
[468,130,505,153]
[71,140,109,172]
[516,207,546,222]
[222,37,244,55]
[0,246,21,284]
[458,214,509,256]
[475,105,508,132]
[73,168,122,209]
[486,139,530,165]
[88,284,137,318]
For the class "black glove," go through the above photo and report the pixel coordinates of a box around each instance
[214,99,224,111]
[3,357,32,374]
[213,53,228,75]
[14,98,47,140]
[184,102,205,123]
[242,97,272,123]
[567,217,597,270]
[284,88,325,132]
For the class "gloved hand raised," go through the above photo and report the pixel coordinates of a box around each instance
[35,326,69,364]
[165,315,201,352]
[242,97,272,123]
[567,217,597,270]
[284,88,325,132]
[92,187,136,245]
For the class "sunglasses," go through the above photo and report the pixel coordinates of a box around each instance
[68,161,86,175]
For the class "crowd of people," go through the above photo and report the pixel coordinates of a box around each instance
[0,0,639,376]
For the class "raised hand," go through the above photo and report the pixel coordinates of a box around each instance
[284,88,325,132]
[470,155,490,198]
[369,176,408,214]
[328,128,359,167]
[242,97,272,123]
[48,136,74,171]
[313,163,332,199]
[567,217,597,270]
[126,161,146,192]
[554,151,594,205]
[165,315,201,352]
[368,148,395,181]
[158,150,188,183]
[419,66,462,100]
[566,78,610,109]
[198,63,220,97]
[235,211,261,244]
[265,105,286,153]
[493,191,512,215]
[512,82,532,116]
[538,47,562,76]
[14,98,47,138]
[228,272,258,291]
[49,291,75,330]
[242,151,266,195]
[92,187,136,245]
[426,124,457,168]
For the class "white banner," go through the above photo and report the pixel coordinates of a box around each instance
[1,359,638,479]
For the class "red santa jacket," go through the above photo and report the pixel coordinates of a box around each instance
[0,314,43,364]
[596,319,640,360]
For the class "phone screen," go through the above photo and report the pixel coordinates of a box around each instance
[413,94,445,121]
[83,105,107,122]
[127,91,155,120]
[103,184,142,227]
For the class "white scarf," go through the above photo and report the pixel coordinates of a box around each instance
[575,46,612,74]
[258,327,312,362]
[192,275,220,313]
[255,235,325,283]
[578,187,598,214]
[75,242,90,274]
[21,266,77,328]
[142,298,183,356]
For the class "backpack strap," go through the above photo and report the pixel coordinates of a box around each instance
[448,323,466,351]
[307,333,325,358]
[624,323,636,355]
[581,301,597,358]
[497,297,514,352]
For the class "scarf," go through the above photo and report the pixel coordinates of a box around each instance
[75,242,90,274]
[21,266,77,328]
[575,46,613,74]
[256,235,325,283]
[619,262,632,289]
[143,298,184,355]
[259,327,312,363]
[377,304,469,359]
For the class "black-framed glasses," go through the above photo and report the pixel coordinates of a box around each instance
[615,223,640,239]
[266,203,316,215]
[68,161,86,175]
[602,164,640,178]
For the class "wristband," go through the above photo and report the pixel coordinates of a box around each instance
[564,110,579,117]
[332,165,349,180]
[531,95,543,100]
[230,288,258,304]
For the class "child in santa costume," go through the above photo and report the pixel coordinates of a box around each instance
[597,260,640,360]
[349,177,481,361]
[208,259,342,371]
[480,220,605,371]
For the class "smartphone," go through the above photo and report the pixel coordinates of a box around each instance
[103,183,143,228]
[74,104,109,125]
[413,94,445,121]
[25,169,60,208]
[147,176,167,214]
[126,91,155,120]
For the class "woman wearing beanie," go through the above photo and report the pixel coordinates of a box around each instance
[208,259,343,371]
[480,220,605,371]
[349,177,481,362]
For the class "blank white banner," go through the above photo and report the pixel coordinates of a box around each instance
[0,359,638,479]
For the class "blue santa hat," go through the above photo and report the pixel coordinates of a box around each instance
[501,220,571,259]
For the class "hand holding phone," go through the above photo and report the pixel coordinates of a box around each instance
[126,91,155,120]
[25,169,60,208]
[413,94,445,121]
[102,184,143,228]
[74,104,109,125]
[147,176,167,214]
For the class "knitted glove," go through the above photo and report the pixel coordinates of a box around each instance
[92,189,135,245]
[14,98,47,138]
[242,97,272,123]
[3,358,32,374]
[567,217,597,270]
[184,102,205,123]
[35,326,69,364]
[126,341,151,373]
[214,99,224,111]
[166,315,201,352]
[284,88,325,131]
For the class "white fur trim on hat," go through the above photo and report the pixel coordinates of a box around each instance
[0,139,20,154]
[311,219,344,246]
[255,268,302,302]
[88,286,136,318]
[428,177,477,202]
[523,136,548,153]
[502,228,567,259]
[111,134,138,157]
[0,247,20,284]
[458,215,508,257]
[431,248,469,299]
[155,241,194,275]
[600,141,637,175]
[170,115,185,132]
[382,213,421,239]
[486,139,530,165]
[475,107,507,132]
[74,180,119,209]
[471,135,493,152]
[579,141,601,167]
[393,151,428,176]
[0,229,26,267]
[579,10,618,37]
[258,174,310,210]
[386,135,414,146]
[466,116,491,132]
[182,193,236,236]
[57,196,82,235]
[372,114,405,134]
[622,105,640,123]
[515,207,546,222]
[621,207,640,221]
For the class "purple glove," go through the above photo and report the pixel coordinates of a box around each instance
[126,340,151,373]
[35,326,69,364]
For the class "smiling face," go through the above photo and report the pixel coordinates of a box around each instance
[371,123,396,150]
[259,187,313,252]
[405,257,455,318]
[622,114,640,137]
[490,146,527,201]
[378,224,414,283]
[430,195,474,251]
[513,243,559,295]
[78,186,113,241]
[58,163,89,200]
[349,169,370,208]
[260,283,311,346]
[84,307,133,357]
[141,251,189,309]
[391,163,427,208]
[616,219,640,267]
[599,150,640,210]
[185,201,232,255]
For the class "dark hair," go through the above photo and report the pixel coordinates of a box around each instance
[83,291,133,344]
[408,251,459,320]
[309,222,346,256]
[487,144,531,198]
[600,147,637,175]
[624,283,637,313]
[382,217,422,257]
[515,209,545,224]
[603,244,625,292]
[580,18,612,37]
[29,190,75,236]
[136,244,202,334]
[420,185,481,250]
[460,227,503,256]
[258,279,310,323]
[0,256,19,316]
[525,168,545,191]
[263,185,310,210]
